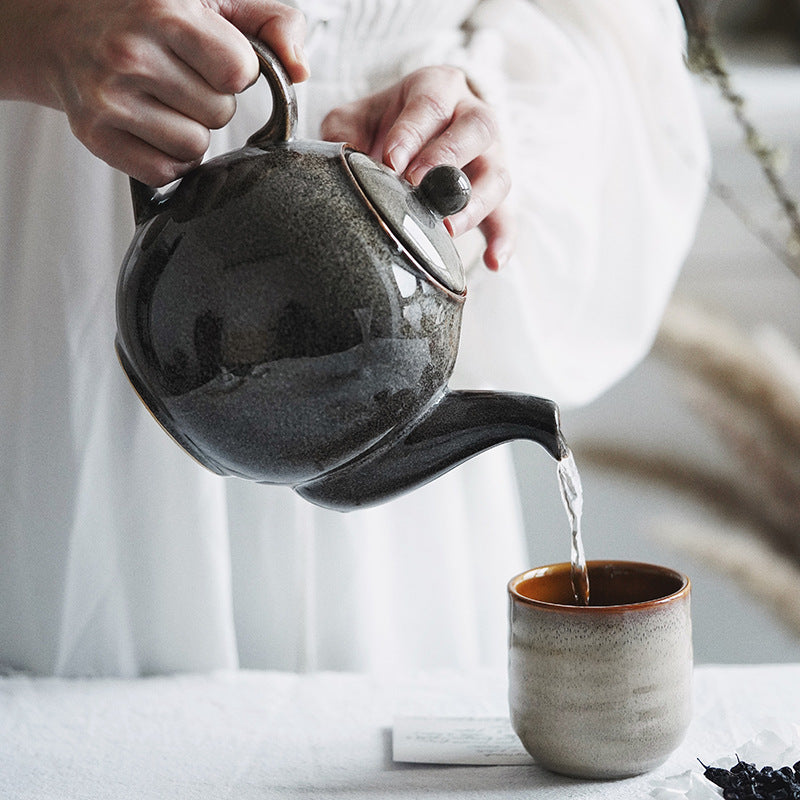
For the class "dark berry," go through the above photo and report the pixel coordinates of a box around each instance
[704,765,735,788]
[699,754,800,800]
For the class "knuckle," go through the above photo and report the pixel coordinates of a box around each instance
[133,0,167,17]
[430,64,466,87]
[282,6,307,31]
[461,104,499,145]
[428,136,461,167]
[206,96,236,130]
[470,192,490,220]
[413,89,452,125]
[402,74,454,121]
[98,33,149,79]
[214,59,254,95]
[265,4,306,31]
[150,0,195,34]
[261,7,307,62]
[396,119,428,152]
[69,92,116,151]
[495,164,512,199]
[165,14,252,94]
[180,125,210,162]
[143,159,187,188]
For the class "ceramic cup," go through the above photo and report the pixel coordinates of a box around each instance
[508,560,692,779]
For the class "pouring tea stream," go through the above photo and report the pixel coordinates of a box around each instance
[114,40,570,512]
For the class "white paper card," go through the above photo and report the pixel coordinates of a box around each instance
[392,716,534,765]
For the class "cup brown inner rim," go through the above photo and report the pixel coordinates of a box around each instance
[508,560,690,612]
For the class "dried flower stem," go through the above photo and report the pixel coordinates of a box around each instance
[579,301,800,568]
[575,441,800,564]
[681,379,800,543]
[678,0,800,276]
[706,174,800,274]
[650,517,800,637]
[655,302,800,454]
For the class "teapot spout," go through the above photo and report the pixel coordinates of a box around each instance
[295,389,567,511]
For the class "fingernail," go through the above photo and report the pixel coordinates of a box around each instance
[492,243,512,271]
[387,144,411,174]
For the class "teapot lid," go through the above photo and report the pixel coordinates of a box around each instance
[346,152,470,294]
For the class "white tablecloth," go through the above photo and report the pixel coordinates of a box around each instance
[2,664,799,799]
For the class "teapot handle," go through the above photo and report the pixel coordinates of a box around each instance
[246,37,298,146]
[128,39,298,225]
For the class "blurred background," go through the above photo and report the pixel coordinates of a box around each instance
[513,0,800,664]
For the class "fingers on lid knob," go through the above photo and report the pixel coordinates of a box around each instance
[416,165,471,218]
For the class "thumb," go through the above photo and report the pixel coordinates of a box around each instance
[214,0,310,82]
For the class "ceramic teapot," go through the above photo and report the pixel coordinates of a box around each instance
[115,40,566,511]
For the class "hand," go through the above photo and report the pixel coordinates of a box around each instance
[320,66,514,271]
[0,0,309,186]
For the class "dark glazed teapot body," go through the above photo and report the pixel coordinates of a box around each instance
[116,41,565,511]
[117,136,463,484]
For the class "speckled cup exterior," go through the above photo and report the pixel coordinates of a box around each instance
[508,561,692,779]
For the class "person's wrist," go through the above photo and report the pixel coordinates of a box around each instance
[0,5,60,106]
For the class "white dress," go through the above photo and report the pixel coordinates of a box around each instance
[0,0,708,676]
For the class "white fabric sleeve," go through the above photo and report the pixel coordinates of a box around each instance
[402,0,710,407]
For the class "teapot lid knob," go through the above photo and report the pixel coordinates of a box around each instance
[416,165,471,219]
[345,152,468,294]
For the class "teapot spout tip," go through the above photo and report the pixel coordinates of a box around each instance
[530,401,568,462]
[554,432,570,462]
